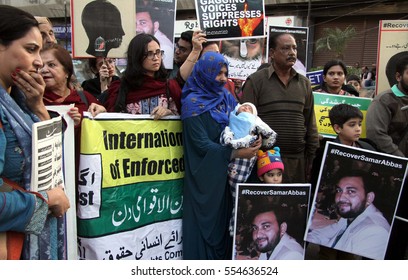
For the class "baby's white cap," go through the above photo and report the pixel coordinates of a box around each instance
[240,102,257,117]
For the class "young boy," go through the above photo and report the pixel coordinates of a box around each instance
[328,103,376,150]
[257,147,285,184]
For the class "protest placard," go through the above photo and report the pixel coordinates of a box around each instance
[31,116,63,192]
[313,92,372,138]
[71,0,135,58]
[305,141,408,260]
[233,183,310,260]
[195,0,265,40]
[267,25,308,76]
[376,20,408,95]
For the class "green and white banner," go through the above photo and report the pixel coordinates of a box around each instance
[77,113,184,260]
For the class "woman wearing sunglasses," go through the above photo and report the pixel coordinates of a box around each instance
[104,32,205,119]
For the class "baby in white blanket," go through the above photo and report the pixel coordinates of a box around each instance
[221,102,276,149]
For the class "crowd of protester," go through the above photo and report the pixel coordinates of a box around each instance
[1,4,407,261]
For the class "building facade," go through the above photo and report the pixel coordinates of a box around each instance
[11,0,408,69]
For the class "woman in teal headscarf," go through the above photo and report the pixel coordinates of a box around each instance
[181,52,261,259]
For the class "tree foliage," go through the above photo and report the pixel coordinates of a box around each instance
[315,25,357,60]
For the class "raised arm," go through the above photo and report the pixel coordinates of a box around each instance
[179,30,207,81]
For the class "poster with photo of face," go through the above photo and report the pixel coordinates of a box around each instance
[267,25,308,76]
[220,37,267,80]
[71,0,136,58]
[232,183,310,260]
[376,20,408,96]
[304,141,408,260]
[214,15,296,82]
[135,0,176,69]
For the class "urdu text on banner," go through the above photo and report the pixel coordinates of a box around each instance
[77,113,184,260]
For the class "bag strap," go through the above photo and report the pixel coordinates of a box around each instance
[77,90,89,108]
[0,233,7,259]
[1,177,47,204]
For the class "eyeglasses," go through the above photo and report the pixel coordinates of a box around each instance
[175,43,189,53]
[144,49,164,59]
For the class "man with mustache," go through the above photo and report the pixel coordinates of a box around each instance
[306,169,390,260]
[239,33,319,184]
[251,206,304,260]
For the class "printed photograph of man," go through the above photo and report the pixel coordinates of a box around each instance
[385,51,408,87]
[305,142,407,260]
[268,26,308,76]
[250,206,304,260]
[136,4,175,69]
[233,184,310,260]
